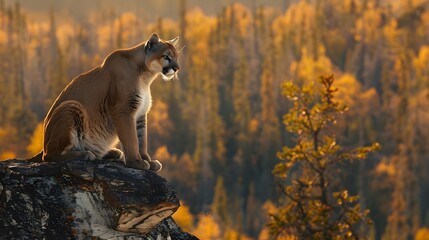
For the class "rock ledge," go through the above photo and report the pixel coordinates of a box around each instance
[0,158,198,240]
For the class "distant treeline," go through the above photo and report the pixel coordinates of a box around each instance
[0,1,429,239]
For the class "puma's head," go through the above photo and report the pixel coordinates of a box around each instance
[144,33,180,81]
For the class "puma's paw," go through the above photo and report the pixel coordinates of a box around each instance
[103,148,124,160]
[149,160,162,172]
[125,159,150,170]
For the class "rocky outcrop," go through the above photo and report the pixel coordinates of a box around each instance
[0,158,198,240]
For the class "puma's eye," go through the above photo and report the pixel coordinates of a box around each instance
[163,55,171,61]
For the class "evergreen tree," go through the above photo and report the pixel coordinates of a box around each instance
[2,2,429,238]
[245,182,261,237]
[380,14,422,239]
[5,3,36,152]
[269,75,379,239]
[259,28,280,160]
[179,0,187,47]
[115,16,124,48]
[46,9,68,105]
[232,40,252,152]
[212,176,230,227]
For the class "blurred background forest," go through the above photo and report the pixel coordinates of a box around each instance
[1,0,429,239]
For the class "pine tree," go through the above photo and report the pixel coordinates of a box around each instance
[232,40,252,151]
[269,75,379,239]
[259,28,280,161]
[115,16,124,48]
[380,14,422,240]
[212,176,230,227]
[6,3,36,151]
[179,0,187,60]
[245,182,261,236]
[46,9,68,105]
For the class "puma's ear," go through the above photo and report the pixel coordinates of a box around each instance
[145,33,160,51]
[168,36,179,48]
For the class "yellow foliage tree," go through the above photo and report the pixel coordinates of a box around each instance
[148,100,173,142]
[334,73,380,140]
[289,47,333,84]
[224,228,252,240]
[0,151,16,160]
[334,74,362,107]
[192,214,221,240]
[27,122,44,156]
[415,228,429,240]
[154,145,171,162]
[354,2,383,44]
[258,227,297,240]
[0,127,18,160]
[272,1,316,53]
[413,46,429,89]
[172,201,194,233]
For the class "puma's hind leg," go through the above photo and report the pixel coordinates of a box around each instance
[43,100,95,162]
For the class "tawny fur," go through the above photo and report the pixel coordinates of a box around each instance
[40,33,179,171]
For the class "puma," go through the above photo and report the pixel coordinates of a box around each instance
[34,33,179,171]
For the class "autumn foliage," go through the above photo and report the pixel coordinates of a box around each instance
[270,75,379,239]
[0,0,429,239]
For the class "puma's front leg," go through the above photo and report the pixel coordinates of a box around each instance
[137,114,162,172]
[113,113,150,170]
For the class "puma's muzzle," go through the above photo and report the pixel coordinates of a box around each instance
[161,61,179,81]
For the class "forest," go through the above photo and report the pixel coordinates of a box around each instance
[0,0,429,239]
